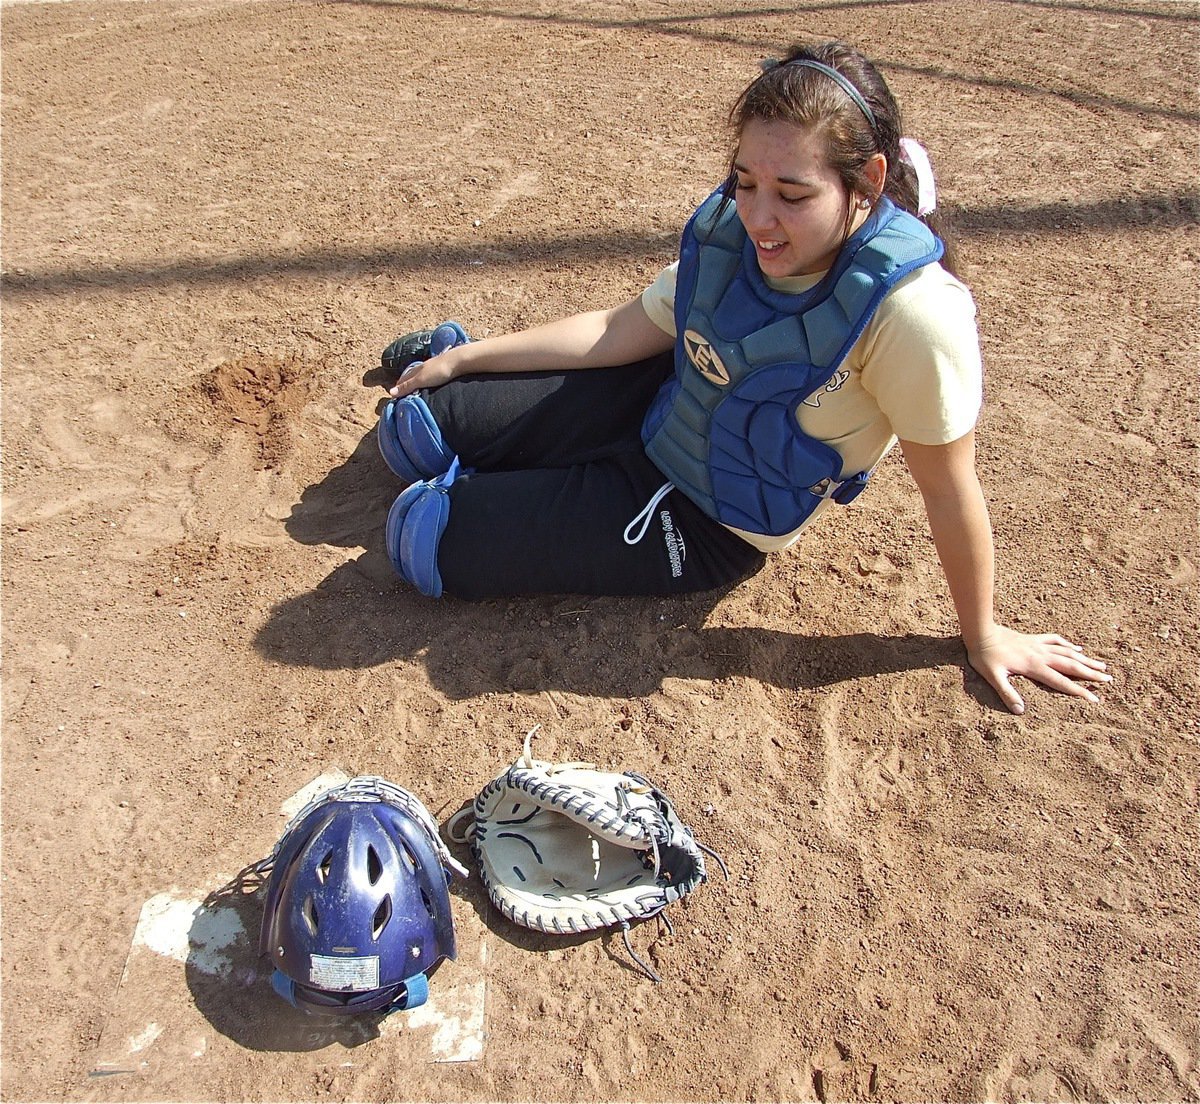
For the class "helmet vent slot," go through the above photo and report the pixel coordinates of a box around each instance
[372,896,392,940]
[366,844,383,885]
[420,887,436,920]
[316,849,333,884]
[397,839,417,875]
[303,895,319,936]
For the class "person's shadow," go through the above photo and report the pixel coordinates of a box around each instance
[284,413,397,556]
[265,418,982,705]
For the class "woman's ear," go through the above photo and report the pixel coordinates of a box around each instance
[863,152,887,201]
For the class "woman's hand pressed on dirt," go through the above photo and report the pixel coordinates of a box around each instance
[967,625,1112,714]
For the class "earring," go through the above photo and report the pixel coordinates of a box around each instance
[857,197,872,210]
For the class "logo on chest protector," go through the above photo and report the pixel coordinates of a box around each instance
[683,330,730,387]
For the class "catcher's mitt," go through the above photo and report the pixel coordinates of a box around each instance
[450,727,724,981]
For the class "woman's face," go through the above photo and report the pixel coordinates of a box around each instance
[732,117,872,278]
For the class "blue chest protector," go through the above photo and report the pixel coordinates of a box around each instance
[641,190,943,537]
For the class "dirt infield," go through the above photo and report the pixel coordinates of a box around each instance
[2,0,1198,1100]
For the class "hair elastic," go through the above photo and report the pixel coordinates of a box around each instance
[899,137,937,215]
[785,58,876,128]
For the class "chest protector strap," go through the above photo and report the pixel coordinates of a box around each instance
[641,190,942,537]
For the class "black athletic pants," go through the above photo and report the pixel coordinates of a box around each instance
[416,353,766,600]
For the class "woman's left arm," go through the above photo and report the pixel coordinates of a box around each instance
[900,431,1112,714]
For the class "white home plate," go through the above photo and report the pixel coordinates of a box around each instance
[88,771,487,1078]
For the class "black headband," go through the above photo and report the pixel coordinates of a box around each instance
[784,58,876,128]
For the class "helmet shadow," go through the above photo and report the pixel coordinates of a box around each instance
[184,869,389,1051]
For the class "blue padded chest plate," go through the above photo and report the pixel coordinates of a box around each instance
[642,190,942,537]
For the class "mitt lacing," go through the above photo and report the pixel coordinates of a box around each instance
[445,804,477,844]
[620,920,664,983]
[697,841,730,880]
[518,723,592,774]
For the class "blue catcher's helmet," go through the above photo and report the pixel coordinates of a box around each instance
[259,777,468,1016]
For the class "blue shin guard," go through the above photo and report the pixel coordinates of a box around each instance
[385,459,461,598]
[378,394,457,483]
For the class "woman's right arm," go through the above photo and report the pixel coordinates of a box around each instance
[387,295,674,399]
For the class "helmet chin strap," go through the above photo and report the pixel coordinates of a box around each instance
[270,970,298,1007]
[389,973,428,1012]
[269,968,431,1016]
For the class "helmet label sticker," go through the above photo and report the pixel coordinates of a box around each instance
[310,953,380,992]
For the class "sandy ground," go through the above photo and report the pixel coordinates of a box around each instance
[2,0,1198,1101]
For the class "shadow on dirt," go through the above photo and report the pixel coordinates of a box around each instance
[0,226,680,301]
[262,422,981,703]
[346,0,1197,122]
[255,555,973,706]
[2,190,1195,304]
[183,870,392,1052]
[284,424,397,553]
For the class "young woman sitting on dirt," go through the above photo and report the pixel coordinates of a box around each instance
[374,39,1110,715]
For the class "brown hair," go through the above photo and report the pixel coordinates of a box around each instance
[725,41,958,274]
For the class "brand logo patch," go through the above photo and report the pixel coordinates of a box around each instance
[801,368,851,408]
[683,330,730,387]
[660,510,686,579]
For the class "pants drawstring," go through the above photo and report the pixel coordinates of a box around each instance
[623,481,675,545]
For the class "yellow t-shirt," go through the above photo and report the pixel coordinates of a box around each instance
[640,259,983,551]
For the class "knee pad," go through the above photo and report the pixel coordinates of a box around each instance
[385,460,461,598]
[427,321,471,358]
[378,394,457,484]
